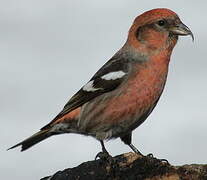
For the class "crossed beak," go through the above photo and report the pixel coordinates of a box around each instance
[169,22,194,41]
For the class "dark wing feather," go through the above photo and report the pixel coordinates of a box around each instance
[41,57,130,130]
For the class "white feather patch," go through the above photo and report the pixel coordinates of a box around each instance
[101,71,126,80]
[83,80,102,92]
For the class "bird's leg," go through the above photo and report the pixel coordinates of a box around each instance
[128,143,144,156]
[121,133,156,158]
[121,133,144,156]
[128,143,169,164]
[100,140,109,154]
[95,141,119,173]
[95,140,112,160]
[95,140,117,167]
[122,133,169,164]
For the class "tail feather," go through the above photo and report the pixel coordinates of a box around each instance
[8,129,51,151]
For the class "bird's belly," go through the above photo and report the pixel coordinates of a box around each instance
[78,66,168,140]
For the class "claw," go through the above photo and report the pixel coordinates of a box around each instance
[95,151,111,160]
[159,158,170,165]
[95,140,115,164]
[145,153,170,165]
[95,151,117,169]
[146,153,154,158]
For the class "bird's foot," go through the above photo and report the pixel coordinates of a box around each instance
[95,151,114,163]
[145,153,170,165]
[158,158,170,165]
[95,151,118,168]
[146,153,153,158]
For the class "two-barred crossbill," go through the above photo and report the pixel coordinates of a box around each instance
[9,8,193,157]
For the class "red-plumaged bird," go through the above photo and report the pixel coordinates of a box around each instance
[9,8,193,156]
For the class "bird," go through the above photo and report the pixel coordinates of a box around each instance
[8,8,193,158]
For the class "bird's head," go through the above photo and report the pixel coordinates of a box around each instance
[126,8,193,55]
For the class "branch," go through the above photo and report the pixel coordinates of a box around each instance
[41,152,207,180]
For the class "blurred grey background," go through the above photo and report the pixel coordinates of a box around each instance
[1,0,206,179]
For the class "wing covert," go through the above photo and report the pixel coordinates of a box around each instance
[41,56,130,129]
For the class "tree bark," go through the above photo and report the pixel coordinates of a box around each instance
[41,152,207,180]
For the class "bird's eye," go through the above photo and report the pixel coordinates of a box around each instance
[157,20,166,26]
